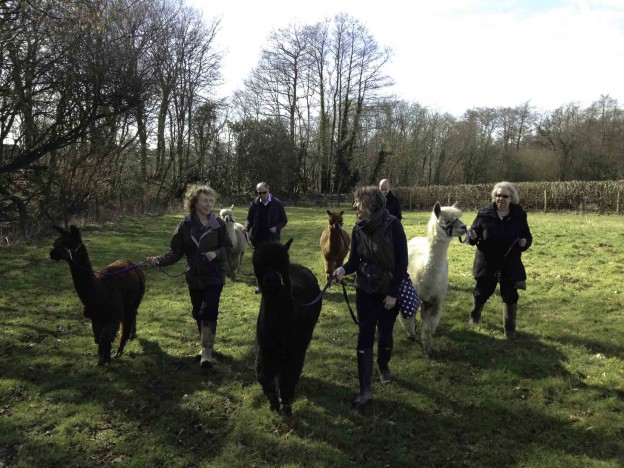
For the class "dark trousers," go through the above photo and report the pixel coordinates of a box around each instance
[355,291,399,351]
[189,284,224,323]
[474,274,518,305]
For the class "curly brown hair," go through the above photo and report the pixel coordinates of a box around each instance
[184,184,218,213]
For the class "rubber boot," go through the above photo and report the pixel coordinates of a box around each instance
[468,299,485,325]
[195,319,202,361]
[377,346,392,384]
[200,321,217,368]
[352,348,374,410]
[503,303,517,339]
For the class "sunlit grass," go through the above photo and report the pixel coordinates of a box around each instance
[1,208,623,466]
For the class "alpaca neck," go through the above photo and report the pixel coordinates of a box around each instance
[67,246,98,306]
[225,223,237,244]
[427,223,452,258]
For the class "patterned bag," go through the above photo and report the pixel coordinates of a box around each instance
[397,275,421,319]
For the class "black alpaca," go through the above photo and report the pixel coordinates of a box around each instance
[253,239,322,415]
[50,225,145,366]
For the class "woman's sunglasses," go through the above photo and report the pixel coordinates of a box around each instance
[257,191,267,195]
[495,194,510,199]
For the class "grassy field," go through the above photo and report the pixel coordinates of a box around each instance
[1,207,623,467]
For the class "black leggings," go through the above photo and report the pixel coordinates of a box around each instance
[355,290,399,351]
[474,275,518,305]
[189,284,224,322]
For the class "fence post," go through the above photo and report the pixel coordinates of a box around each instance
[447,193,451,205]
[617,189,620,214]
[409,192,412,211]
[543,190,547,213]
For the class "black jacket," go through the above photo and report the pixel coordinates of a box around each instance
[245,195,288,246]
[157,213,232,289]
[385,191,402,220]
[343,210,408,297]
[469,203,532,282]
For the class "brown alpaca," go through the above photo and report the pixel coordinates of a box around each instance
[50,225,145,366]
[320,210,350,281]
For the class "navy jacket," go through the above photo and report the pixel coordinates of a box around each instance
[245,195,287,246]
[468,203,532,282]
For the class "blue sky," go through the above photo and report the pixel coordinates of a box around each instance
[190,0,624,116]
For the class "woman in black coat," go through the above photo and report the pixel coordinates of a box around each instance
[333,186,408,409]
[467,181,532,339]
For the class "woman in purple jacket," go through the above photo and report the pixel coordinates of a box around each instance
[467,181,532,339]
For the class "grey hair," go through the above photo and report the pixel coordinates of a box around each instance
[256,181,269,191]
[491,181,520,204]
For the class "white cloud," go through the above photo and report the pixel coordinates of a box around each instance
[189,0,624,115]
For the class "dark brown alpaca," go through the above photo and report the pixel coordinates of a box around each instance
[320,210,350,281]
[50,225,145,366]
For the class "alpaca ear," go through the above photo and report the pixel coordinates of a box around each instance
[220,204,223,209]
[452,201,459,207]
[434,202,441,219]
[230,204,235,210]
[326,209,331,215]
[339,211,344,216]
[284,238,294,251]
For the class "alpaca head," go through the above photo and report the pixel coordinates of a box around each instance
[326,210,345,230]
[219,205,236,225]
[431,202,468,242]
[252,238,293,293]
[50,225,84,262]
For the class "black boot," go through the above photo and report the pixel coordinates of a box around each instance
[352,348,373,410]
[200,321,217,368]
[377,346,392,384]
[503,303,517,339]
[468,299,485,325]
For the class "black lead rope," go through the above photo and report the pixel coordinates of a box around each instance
[341,281,359,325]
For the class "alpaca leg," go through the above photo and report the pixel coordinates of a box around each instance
[256,354,280,411]
[278,355,305,416]
[398,315,417,339]
[114,314,135,359]
[421,302,441,358]
[98,321,119,366]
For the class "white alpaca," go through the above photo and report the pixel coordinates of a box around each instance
[399,202,467,357]
[219,205,247,281]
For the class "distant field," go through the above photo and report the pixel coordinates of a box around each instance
[1,207,623,467]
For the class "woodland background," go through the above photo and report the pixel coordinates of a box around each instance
[1,0,623,241]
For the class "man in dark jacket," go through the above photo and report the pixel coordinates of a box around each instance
[243,182,288,293]
[467,181,532,339]
[243,182,288,246]
[379,179,402,220]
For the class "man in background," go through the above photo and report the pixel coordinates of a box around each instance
[379,179,402,220]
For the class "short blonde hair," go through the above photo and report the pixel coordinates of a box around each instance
[184,184,218,213]
[491,181,520,204]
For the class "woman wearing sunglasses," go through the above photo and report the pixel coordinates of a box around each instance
[466,181,532,339]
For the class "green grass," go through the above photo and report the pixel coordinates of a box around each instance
[1,208,623,467]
